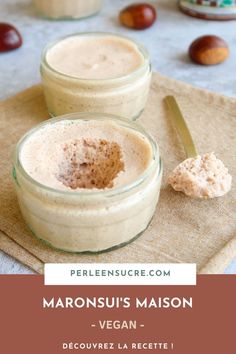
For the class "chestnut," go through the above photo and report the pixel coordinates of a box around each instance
[0,23,22,52]
[119,3,157,30]
[189,35,229,66]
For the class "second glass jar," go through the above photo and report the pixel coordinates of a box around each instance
[40,33,152,120]
[34,0,103,20]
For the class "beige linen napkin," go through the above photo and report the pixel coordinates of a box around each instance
[0,73,235,274]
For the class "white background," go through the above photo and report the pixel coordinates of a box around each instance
[44,264,197,285]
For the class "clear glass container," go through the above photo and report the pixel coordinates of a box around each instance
[40,33,152,120]
[179,0,236,20]
[33,0,103,20]
[13,113,162,253]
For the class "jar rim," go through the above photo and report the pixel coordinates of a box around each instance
[14,112,162,198]
[41,32,151,84]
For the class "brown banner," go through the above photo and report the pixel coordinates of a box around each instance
[0,275,235,353]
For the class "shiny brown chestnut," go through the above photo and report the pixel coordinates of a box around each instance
[189,35,229,66]
[0,23,22,52]
[119,3,157,30]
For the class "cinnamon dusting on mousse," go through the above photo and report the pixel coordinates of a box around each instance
[57,139,124,190]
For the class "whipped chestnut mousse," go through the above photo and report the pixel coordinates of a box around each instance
[41,33,151,119]
[13,114,162,253]
[21,120,151,191]
[46,35,144,80]
[168,153,232,199]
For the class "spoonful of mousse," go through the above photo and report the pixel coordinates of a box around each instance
[164,95,232,199]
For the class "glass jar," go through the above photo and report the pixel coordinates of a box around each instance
[13,113,162,253]
[33,0,103,20]
[179,0,236,20]
[40,33,152,120]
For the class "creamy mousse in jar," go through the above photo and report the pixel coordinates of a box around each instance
[34,0,103,20]
[41,33,151,120]
[13,113,162,253]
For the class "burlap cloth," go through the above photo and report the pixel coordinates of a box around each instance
[0,72,235,274]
